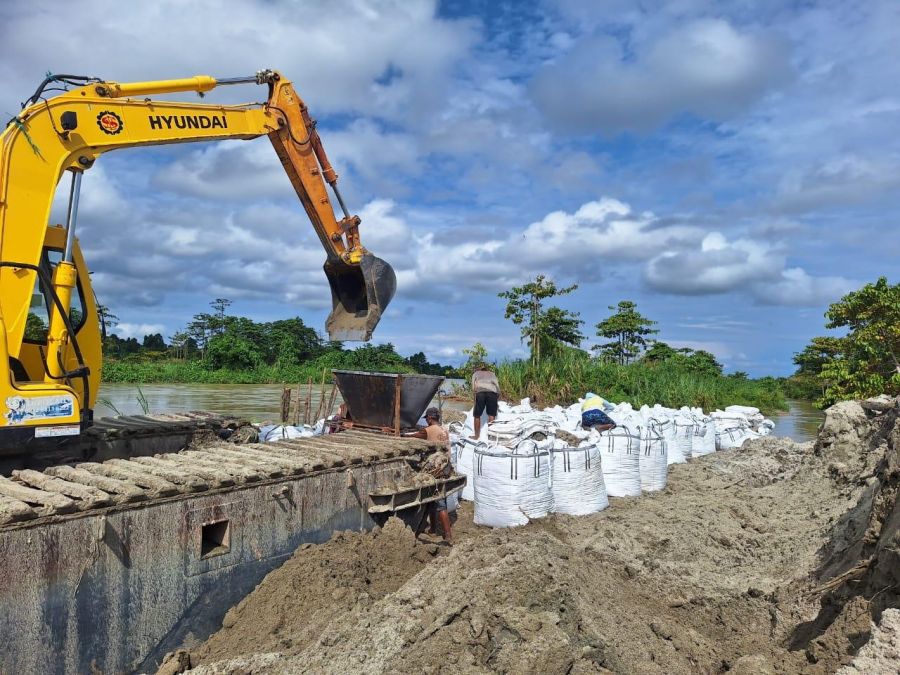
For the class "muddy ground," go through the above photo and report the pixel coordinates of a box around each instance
[162,396,900,675]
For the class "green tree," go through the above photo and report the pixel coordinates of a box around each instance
[793,336,846,376]
[641,341,678,364]
[460,343,488,380]
[142,333,166,351]
[594,301,658,365]
[498,275,581,366]
[261,317,323,366]
[682,349,723,376]
[817,277,900,405]
[210,298,232,335]
[24,312,48,342]
[205,333,262,370]
[168,331,191,359]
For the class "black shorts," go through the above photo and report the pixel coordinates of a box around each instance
[474,391,499,417]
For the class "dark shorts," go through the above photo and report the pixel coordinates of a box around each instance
[582,409,616,429]
[474,391,499,417]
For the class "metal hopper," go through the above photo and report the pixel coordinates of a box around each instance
[332,370,444,433]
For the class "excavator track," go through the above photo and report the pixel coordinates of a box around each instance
[0,411,231,475]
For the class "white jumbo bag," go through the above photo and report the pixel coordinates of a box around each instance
[650,417,681,462]
[451,437,477,500]
[549,445,609,515]
[692,417,717,457]
[669,417,693,464]
[716,426,760,450]
[596,426,641,497]
[473,445,552,527]
[639,427,668,492]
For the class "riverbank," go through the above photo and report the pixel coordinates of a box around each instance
[174,396,900,674]
[100,359,410,385]
[103,356,788,416]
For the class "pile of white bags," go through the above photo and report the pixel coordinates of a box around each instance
[444,396,775,528]
[596,426,641,497]
[638,427,668,492]
[473,445,552,527]
[549,444,609,515]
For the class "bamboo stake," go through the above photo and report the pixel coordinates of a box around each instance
[313,368,327,422]
[304,377,313,425]
[293,384,302,426]
[280,387,291,424]
[325,376,338,420]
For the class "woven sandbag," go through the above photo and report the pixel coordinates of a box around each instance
[596,426,641,497]
[549,445,609,515]
[473,446,552,527]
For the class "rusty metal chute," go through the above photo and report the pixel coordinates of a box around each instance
[331,370,443,431]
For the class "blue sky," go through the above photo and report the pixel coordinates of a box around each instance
[2,0,898,375]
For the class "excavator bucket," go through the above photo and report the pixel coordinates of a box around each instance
[324,253,397,341]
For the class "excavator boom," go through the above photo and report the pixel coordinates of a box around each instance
[0,70,396,447]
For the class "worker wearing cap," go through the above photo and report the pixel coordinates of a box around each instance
[409,407,453,543]
[472,362,500,440]
[581,393,616,432]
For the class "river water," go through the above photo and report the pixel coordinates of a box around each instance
[97,384,824,443]
[770,399,824,443]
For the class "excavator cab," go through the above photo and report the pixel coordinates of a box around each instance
[325,254,397,342]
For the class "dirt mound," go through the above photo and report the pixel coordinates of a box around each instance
[790,395,900,666]
[188,518,444,668]
[175,397,900,675]
[837,608,900,673]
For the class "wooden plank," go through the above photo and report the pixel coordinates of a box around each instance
[0,476,77,514]
[12,469,112,509]
[77,462,180,497]
[108,459,209,492]
[134,456,235,488]
[45,465,147,503]
[0,495,37,524]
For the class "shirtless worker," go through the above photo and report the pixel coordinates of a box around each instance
[408,407,453,543]
[472,362,500,440]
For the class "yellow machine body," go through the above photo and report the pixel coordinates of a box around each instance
[0,71,395,444]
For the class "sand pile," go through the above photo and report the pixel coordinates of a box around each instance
[164,396,900,675]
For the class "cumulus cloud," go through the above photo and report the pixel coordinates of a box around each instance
[0,0,478,122]
[363,197,852,309]
[114,323,166,340]
[644,232,855,306]
[531,19,790,133]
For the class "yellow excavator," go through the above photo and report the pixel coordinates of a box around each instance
[0,70,396,452]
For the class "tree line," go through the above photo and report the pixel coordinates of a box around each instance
[100,298,457,376]
[496,275,729,376]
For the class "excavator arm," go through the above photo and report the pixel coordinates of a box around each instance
[0,69,395,353]
[0,70,396,440]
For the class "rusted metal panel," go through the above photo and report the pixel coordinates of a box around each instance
[332,370,443,429]
[0,456,415,675]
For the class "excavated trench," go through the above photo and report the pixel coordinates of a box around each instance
[162,396,900,675]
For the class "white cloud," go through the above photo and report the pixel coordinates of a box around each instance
[531,19,790,133]
[114,323,166,340]
[644,231,856,305]
[0,0,479,122]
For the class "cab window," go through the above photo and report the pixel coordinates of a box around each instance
[23,249,86,344]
